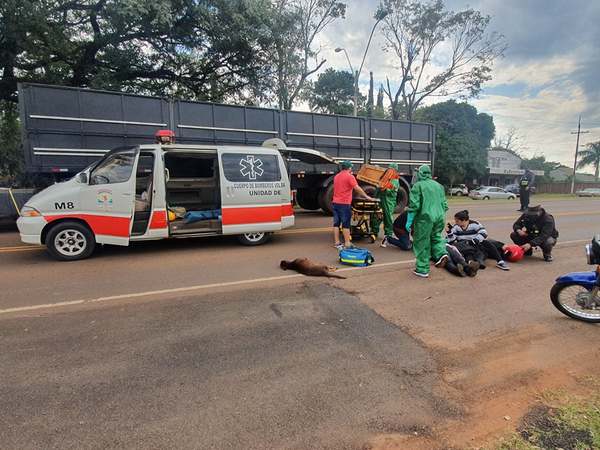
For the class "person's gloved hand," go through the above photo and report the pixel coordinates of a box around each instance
[405,211,415,232]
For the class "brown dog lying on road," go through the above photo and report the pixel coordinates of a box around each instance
[280,258,346,279]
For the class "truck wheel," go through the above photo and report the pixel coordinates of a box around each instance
[395,186,409,213]
[296,189,320,211]
[46,221,95,261]
[360,184,377,199]
[237,232,272,246]
[318,184,334,216]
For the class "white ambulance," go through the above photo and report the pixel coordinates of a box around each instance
[17,137,326,261]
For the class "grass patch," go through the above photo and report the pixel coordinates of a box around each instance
[494,388,600,450]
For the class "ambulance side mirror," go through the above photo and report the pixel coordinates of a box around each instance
[77,172,88,184]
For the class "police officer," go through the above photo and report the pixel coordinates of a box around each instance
[518,169,535,211]
[510,205,559,262]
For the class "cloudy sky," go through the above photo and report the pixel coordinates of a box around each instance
[313,0,600,169]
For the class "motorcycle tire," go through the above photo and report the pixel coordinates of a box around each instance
[550,282,600,323]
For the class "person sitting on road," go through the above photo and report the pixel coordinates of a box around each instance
[332,160,375,250]
[510,205,559,262]
[444,243,480,277]
[385,209,412,251]
[447,210,510,271]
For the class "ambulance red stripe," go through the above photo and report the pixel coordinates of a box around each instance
[44,213,131,237]
[149,210,168,229]
[222,204,294,226]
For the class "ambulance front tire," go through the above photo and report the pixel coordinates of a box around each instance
[237,232,272,246]
[45,221,96,261]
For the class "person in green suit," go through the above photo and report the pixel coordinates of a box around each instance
[371,163,400,247]
[405,165,448,278]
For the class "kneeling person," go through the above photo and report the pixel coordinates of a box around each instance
[510,205,559,262]
[383,210,412,250]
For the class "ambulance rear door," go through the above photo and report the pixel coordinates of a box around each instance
[217,148,287,234]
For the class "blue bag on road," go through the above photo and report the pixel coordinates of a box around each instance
[339,247,374,267]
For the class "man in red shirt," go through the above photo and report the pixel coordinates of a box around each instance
[332,161,374,250]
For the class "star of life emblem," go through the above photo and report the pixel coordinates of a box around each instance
[239,155,264,180]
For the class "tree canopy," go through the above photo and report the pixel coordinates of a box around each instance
[576,141,600,181]
[378,0,506,120]
[414,100,494,186]
[308,68,366,115]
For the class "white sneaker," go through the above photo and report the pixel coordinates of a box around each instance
[413,270,429,278]
[380,236,388,248]
[496,260,510,271]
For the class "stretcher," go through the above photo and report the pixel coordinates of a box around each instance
[350,198,382,243]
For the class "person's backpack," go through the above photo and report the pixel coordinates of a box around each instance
[339,247,374,267]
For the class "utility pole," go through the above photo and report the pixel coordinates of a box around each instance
[570,115,590,194]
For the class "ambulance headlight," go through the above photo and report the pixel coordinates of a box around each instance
[20,206,42,217]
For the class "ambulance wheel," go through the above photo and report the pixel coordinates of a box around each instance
[46,221,96,261]
[237,232,271,246]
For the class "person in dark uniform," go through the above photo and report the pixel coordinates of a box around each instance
[386,209,412,251]
[518,169,535,211]
[510,205,559,262]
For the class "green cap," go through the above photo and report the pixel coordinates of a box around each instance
[340,160,353,170]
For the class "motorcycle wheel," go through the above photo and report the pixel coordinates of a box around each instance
[550,282,600,323]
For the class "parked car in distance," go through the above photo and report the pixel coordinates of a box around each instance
[448,184,469,196]
[504,184,536,196]
[469,186,517,200]
[576,188,600,197]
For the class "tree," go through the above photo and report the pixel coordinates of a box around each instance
[367,71,374,117]
[308,68,359,115]
[377,0,506,120]
[492,126,526,153]
[0,101,22,180]
[577,141,600,181]
[414,100,494,186]
[0,0,275,103]
[373,84,387,118]
[266,0,346,110]
[520,155,561,182]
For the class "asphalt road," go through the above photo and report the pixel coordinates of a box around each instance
[1,197,600,449]
[0,197,599,311]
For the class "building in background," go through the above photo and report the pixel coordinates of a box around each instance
[485,148,543,186]
[549,165,597,182]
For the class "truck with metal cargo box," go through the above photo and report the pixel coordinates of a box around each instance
[18,83,435,215]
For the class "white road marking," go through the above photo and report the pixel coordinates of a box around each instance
[0,239,590,316]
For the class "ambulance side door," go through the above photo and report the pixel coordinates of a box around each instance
[218,148,284,234]
[81,147,140,245]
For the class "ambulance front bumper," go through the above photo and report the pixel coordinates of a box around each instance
[16,216,46,245]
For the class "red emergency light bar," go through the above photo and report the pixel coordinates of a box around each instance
[155,129,175,144]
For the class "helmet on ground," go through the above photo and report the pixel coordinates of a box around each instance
[503,244,524,262]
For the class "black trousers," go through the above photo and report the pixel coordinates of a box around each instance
[519,189,530,210]
[510,232,556,256]
[478,239,504,262]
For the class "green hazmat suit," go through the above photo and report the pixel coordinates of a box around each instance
[407,165,448,274]
[371,164,399,237]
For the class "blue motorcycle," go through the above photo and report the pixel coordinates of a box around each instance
[550,236,600,323]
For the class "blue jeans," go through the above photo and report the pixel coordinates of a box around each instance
[387,235,412,250]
